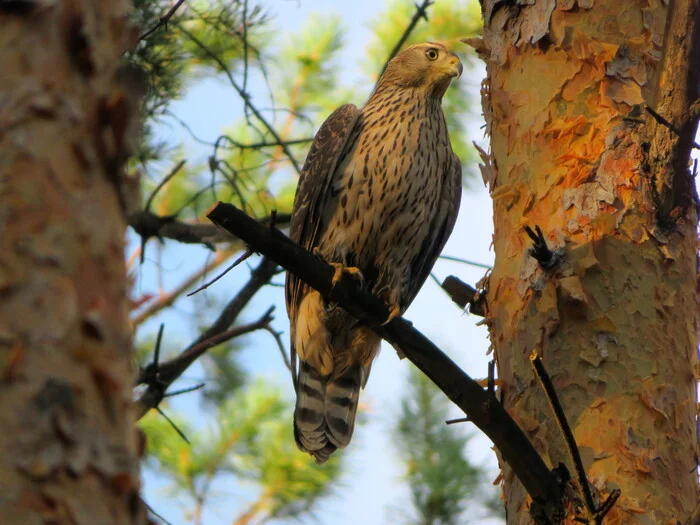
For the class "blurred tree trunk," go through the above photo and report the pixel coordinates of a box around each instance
[476,0,700,523]
[0,2,147,523]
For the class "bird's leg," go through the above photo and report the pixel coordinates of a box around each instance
[313,248,365,289]
[330,263,364,288]
[373,284,401,326]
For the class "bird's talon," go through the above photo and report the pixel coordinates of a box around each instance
[329,262,364,288]
[381,305,401,326]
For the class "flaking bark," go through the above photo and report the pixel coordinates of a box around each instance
[0,1,148,523]
[474,0,700,523]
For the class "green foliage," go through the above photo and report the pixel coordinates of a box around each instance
[366,0,483,168]
[394,367,502,525]
[141,381,341,522]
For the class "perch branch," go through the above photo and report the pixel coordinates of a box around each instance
[206,201,566,514]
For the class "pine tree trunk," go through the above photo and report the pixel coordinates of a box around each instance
[477,0,700,522]
[0,2,147,523]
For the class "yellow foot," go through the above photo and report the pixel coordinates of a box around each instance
[476,378,505,389]
[381,304,401,326]
[329,262,364,288]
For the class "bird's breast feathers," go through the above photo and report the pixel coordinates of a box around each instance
[316,97,454,276]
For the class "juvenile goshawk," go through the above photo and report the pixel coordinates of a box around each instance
[285,42,463,463]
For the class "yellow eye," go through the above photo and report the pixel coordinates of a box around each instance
[425,48,439,61]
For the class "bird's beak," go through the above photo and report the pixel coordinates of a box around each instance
[447,56,463,78]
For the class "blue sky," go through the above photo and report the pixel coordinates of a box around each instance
[135,1,504,523]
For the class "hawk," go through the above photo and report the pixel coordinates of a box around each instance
[285,42,463,463]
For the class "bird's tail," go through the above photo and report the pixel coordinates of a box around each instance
[294,360,362,464]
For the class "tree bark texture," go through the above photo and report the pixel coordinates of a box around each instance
[476,0,700,523]
[0,2,147,523]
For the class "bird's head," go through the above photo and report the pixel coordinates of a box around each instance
[378,42,463,98]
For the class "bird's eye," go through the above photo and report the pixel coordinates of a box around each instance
[425,48,439,61]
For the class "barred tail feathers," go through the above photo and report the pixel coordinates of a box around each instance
[292,291,379,463]
[294,362,363,463]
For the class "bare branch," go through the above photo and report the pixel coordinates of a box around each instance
[187,248,254,296]
[155,406,190,444]
[144,159,187,212]
[530,352,596,513]
[140,0,187,40]
[128,211,291,249]
[136,257,279,416]
[440,275,486,316]
[163,383,205,398]
[132,249,237,327]
[206,201,567,514]
[263,324,293,375]
[176,24,302,175]
[646,105,700,149]
[377,0,435,80]
[438,254,492,269]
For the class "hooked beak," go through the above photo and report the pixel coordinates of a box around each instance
[447,56,463,78]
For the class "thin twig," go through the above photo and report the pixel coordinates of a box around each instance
[377,0,435,80]
[525,225,558,269]
[163,383,206,398]
[445,416,470,425]
[530,351,596,514]
[132,249,237,327]
[136,258,279,416]
[145,160,187,211]
[144,500,174,525]
[594,489,621,524]
[160,311,272,378]
[140,0,187,40]
[242,0,250,103]
[215,135,313,151]
[156,406,190,444]
[439,254,492,269]
[187,248,253,296]
[153,323,165,372]
[177,24,302,174]
[263,325,293,374]
[646,105,700,149]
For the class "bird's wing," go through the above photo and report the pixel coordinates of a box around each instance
[401,155,462,308]
[285,104,361,320]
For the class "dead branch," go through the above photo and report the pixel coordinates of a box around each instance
[206,201,567,516]
[440,275,486,316]
[531,351,621,524]
[137,306,275,419]
[128,210,291,249]
[131,249,237,327]
[136,257,279,416]
[176,23,302,175]
[187,248,254,296]
[525,225,559,270]
[140,0,187,40]
[645,105,700,149]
